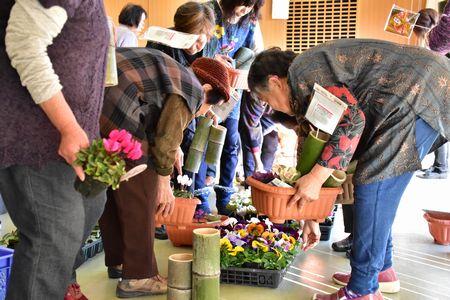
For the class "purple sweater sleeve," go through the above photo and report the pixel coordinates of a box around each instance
[428,1,450,54]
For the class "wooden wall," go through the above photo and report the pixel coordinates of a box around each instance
[103,0,429,49]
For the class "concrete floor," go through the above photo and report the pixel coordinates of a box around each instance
[1,156,449,300]
[75,170,450,300]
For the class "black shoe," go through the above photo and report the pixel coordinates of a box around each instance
[346,249,352,259]
[332,235,353,252]
[155,226,168,240]
[108,267,122,279]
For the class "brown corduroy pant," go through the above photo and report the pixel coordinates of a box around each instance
[99,168,159,279]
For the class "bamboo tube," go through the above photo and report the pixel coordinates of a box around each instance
[168,253,193,290]
[192,274,220,300]
[185,116,213,173]
[192,228,220,276]
[296,130,329,175]
[205,125,227,165]
[323,170,347,187]
[168,287,192,300]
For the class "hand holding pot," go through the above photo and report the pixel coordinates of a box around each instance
[155,175,175,217]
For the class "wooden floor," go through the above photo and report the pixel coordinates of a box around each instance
[1,157,449,300]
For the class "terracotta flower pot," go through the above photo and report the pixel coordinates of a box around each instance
[423,212,450,246]
[155,197,201,227]
[228,68,248,90]
[166,217,227,247]
[335,174,354,205]
[246,176,341,224]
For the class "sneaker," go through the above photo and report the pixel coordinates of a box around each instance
[416,167,448,179]
[116,275,168,298]
[332,235,353,252]
[313,288,383,300]
[64,283,88,300]
[155,226,168,240]
[332,267,400,294]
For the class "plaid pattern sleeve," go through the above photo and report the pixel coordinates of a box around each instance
[101,48,203,170]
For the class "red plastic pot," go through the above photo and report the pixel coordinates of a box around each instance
[246,176,341,224]
[155,197,200,227]
[423,212,450,246]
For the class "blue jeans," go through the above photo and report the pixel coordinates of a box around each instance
[348,118,439,295]
[214,117,240,214]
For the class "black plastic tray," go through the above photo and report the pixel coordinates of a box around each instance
[220,266,287,288]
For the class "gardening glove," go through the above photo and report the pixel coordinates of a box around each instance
[302,220,320,251]
[174,147,184,175]
[155,175,175,217]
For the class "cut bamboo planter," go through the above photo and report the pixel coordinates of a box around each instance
[168,253,193,300]
[296,131,329,176]
[335,174,354,205]
[246,176,341,224]
[192,228,220,300]
[205,125,227,165]
[185,116,213,173]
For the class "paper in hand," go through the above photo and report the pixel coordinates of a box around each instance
[140,26,199,49]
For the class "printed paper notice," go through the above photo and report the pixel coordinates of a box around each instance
[305,84,348,135]
[140,26,199,49]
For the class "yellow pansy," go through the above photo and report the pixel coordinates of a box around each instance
[220,238,233,251]
[282,233,289,241]
[252,240,269,252]
[238,229,248,238]
[229,246,245,256]
[289,236,297,246]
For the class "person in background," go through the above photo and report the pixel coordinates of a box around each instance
[99,48,230,298]
[239,92,278,179]
[331,205,354,254]
[199,0,265,214]
[0,0,109,299]
[415,7,449,179]
[428,0,450,54]
[147,1,217,238]
[248,41,449,299]
[116,4,147,47]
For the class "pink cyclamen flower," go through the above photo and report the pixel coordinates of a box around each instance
[126,141,143,160]
[103,138,121,153]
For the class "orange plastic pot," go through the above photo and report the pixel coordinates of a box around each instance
[228,68,248,90]
[166,217,227,247]
[246,176,341,224]
[155,197,201,227]
[424,212,450,246]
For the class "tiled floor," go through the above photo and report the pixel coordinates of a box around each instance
[1,159,449,300]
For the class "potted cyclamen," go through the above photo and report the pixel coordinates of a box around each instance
[219,217,301,288]
[74,129,144,198]
[155,175,200,227]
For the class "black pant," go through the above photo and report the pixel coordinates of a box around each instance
[342,204,354,234]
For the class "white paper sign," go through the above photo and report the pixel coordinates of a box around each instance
[272,0,290,20]
[140,26,199,49]
[212,89,240,121]
[305,84,348,135]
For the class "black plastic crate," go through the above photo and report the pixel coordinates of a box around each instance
[81,238,103,262]
[220,266,287,288]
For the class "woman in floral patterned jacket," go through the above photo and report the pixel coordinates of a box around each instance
[247,40,450,300]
